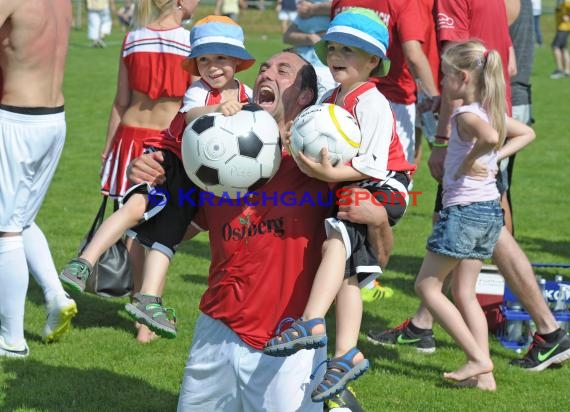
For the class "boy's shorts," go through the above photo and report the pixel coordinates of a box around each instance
[123,149,198,258]
[427,200,503,260]
[327,171,410,286]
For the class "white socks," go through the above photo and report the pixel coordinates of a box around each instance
[0,236,29,346]
[23,223,65,303]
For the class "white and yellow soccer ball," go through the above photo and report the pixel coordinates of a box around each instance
[182,103,281,199]
[289,103,361,166]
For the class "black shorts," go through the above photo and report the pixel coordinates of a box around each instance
[123,149,198,257]
[325,218,381,287]
[552,30,569,49]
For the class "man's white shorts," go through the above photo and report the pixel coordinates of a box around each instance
[177,313,326,412]
[389,101,416,164]
[0,108,66,232]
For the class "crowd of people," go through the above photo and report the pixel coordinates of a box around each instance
[1,0,569,411]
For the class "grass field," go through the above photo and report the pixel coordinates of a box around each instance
[1,4,569,412]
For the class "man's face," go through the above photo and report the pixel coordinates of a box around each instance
[253,52,307,126]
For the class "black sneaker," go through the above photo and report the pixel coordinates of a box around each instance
[324,386,364,412]
[367,319,436,353]
[510,332,570,372]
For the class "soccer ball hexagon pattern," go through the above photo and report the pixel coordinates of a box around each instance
[289,103,361,166]
[182,103,282,198]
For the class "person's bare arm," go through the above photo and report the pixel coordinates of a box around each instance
[402,40,440,97]
[102,57,130,162]
[127,151,166,185]
[283,22,323,47]
[497,117,535,161]
[297,0,331,18]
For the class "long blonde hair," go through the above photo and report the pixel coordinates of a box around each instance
[442,40,507,148]
[132,0,176,28]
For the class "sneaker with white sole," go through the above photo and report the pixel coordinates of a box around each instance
[42,293,78,343]
[367,319,436,353]
[0,336,29,358]
[510,331,570,371]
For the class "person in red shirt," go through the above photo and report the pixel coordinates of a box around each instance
[331,0,440,165]
[129,49,388,411]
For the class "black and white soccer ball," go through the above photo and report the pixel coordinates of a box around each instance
[289,103,361,166]
[182,103,281,198]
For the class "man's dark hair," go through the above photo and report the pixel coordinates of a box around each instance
[283,48,318,106]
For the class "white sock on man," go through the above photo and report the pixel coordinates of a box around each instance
[23,223,66,303]
[0,236,29,346]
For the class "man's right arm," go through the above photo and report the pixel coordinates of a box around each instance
[127,151,166,185]
[297,0,331,18]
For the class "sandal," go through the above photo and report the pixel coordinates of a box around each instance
[311,347,369,402]
[263,317,327,357]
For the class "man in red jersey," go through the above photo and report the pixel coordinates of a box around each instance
[129,49,383,411]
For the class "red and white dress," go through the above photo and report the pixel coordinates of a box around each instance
[100,26,191,199]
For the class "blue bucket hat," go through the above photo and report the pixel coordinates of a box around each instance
[182,16,255,76]
[314,7,390,77]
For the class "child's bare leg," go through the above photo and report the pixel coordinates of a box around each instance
[302,232,347,336]
[127,237,146,294]
[334,276,364,363]
[415,252,493,382]
[139,249,169,296]
[452,259,496,391]
[81,193,147,265]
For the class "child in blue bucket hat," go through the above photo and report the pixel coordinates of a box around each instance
[264,7,416,403]
[179,15,255,123]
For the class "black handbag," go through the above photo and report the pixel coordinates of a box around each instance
[78,196,133,298]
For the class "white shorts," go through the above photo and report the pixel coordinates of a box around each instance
[177,313,326,412]
[499,104,531,191]
[389,101,416,164]
[0,107,66,232]
[278,10,297,22]
[87,9,109,40]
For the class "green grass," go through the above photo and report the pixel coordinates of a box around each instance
[1,5,569,412]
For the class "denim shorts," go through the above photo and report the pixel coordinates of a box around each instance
[427,200,503,260]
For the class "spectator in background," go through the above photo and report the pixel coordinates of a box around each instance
[549,0,570,79]
[215,0,246,22]
[277,0,298,33]
[283,0,337,101]
[532,0,543,46]
[117,0,135,32]
[87,0,114,48]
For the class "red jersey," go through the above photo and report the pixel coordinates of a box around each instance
[331,0,425,104]
[193,152,331,349]
[323,83,415,176]
[437,0,512,113]
[122,26,191,100]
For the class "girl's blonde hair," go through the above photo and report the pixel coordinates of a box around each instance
[442,40,507,148]
[133,0,176,29]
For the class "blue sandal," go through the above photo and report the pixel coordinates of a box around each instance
[311,347,369,402]
[264,317,327,357]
